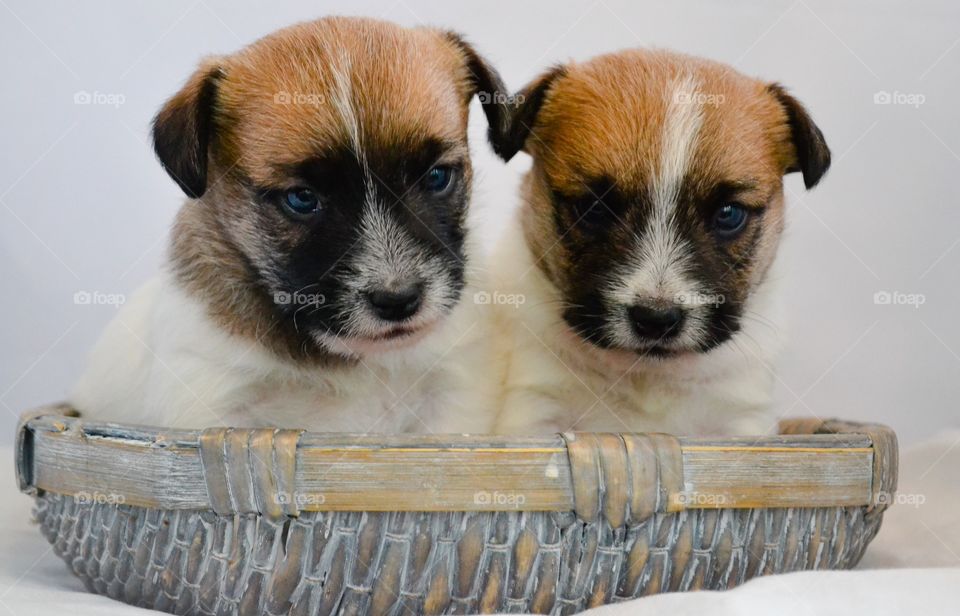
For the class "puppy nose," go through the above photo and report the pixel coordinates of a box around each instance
[366,283,423,322]
[627,303,685,341]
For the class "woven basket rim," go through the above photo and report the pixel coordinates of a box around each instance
[16,404,899,526]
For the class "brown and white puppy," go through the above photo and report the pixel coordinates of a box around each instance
[71,17,508,432]
[489,49,830,435]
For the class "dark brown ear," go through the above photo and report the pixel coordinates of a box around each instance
[152,59,224,198]
[490,65,565,162]
[441,32,513,158]
[768,83,831,189]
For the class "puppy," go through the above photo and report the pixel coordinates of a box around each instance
[71,17,508,433]
[489,49,830,436]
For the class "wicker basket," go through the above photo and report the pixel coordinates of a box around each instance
[15,405,897,615]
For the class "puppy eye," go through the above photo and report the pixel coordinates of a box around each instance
[422,165,455,194]
[712,203,749,238]
[283,187,320,217]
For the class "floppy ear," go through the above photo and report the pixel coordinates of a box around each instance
[490,66,565,162]
[767,83,831,189]
[441,32,514,158]
[152,59,224,198]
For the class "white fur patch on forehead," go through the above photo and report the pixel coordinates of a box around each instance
[626,73,706,298]
[600,74,710,350]
[319,39,363,156]
[654,74,705,208]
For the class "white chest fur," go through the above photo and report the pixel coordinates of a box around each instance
[70,271,498,434]
[489,222,785,437]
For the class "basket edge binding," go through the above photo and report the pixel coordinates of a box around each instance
[15,404,898,525]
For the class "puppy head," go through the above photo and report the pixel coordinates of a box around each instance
[153,17,508,358]
[496,50,830,359]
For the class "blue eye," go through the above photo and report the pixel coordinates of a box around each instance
[712,203,749,237]
[283,188,319,216]
[422,166,454,194]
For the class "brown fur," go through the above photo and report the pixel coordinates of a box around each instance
[157,17,506,362]
[494,48,830,354]
[527,51,796,292]
[211,19,480,184]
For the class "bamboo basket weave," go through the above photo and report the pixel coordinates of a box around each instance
[15,405,897,615]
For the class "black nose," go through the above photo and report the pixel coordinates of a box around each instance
[366,284,423,322]
[627,304,685,341]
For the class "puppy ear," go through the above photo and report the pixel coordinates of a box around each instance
[441,32,513,158]
[767,84,831,189]
[152,59,224,198]
[491,65,565,162]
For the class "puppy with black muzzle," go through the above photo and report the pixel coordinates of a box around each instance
[489,49,830,435]
[71,17,508,433]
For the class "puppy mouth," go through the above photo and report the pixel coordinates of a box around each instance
[377,326,419,340]
[626,316,739,358]
[314,317,444,357]
[360,322,432,342]
[635,344,686,358]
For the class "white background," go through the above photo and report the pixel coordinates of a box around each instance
[1,0,958,446]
